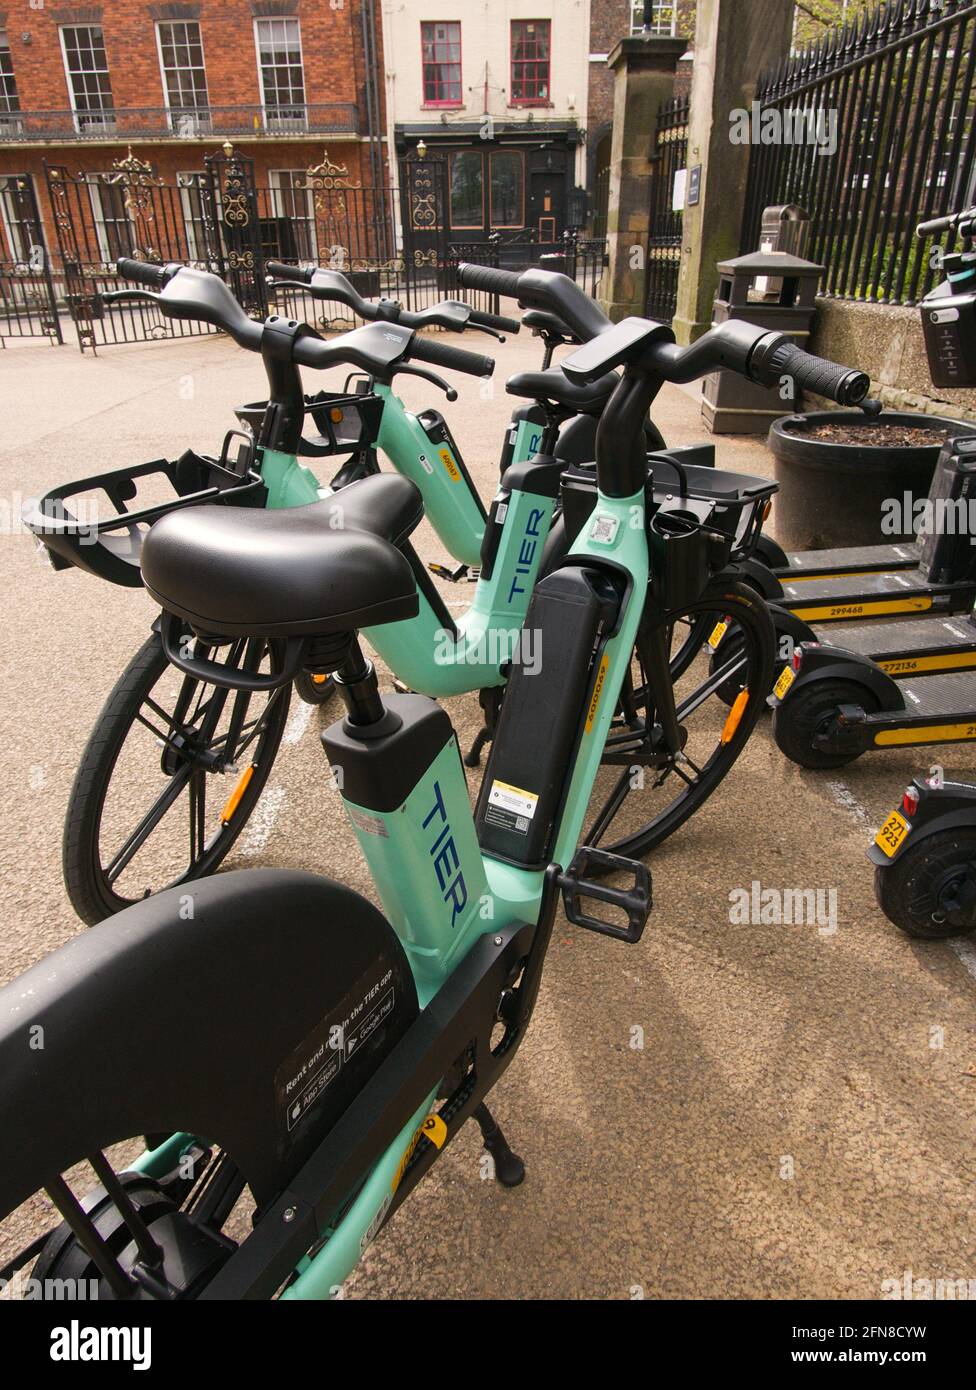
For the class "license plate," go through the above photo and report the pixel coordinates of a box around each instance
[875,810,911,858]
[708,620,728,651]
[773,665,796,701]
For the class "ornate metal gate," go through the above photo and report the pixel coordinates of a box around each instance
[43,145,266,351]
[201,144,267,318]
[0,173,61,345]
[645,94,689,325]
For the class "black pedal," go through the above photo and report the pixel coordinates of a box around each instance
[559,847,652,944]
[428,561,477,583]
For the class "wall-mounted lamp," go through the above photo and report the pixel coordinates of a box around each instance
[416,139,427,159]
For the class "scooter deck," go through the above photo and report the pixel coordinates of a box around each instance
[777,540,919,580]
[813,614,976,676]
[863,670,976,748]
[781,567,963,621]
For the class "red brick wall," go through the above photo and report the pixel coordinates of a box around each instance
[1,0,379,113]
[0,1,386,255]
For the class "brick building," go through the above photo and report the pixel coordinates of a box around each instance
[587,0,695,236]
[0,0,386,272]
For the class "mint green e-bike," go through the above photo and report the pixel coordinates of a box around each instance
[0,265,868,1299]
[31,264,775,924]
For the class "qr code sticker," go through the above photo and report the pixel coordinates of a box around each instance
[516,816,529,833]
[591,515,618,544]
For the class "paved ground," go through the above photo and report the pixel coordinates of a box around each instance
[0,325,974,1300]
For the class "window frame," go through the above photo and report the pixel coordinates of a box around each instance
[253,16,307,127]
[60,24,116,132]
[488,148,524,229]
[420,20,463,109]
[268,168,318,261]
[448,149,485,231]
[0,174,44,263]
[0,27,21,116]
[629,2,677,37]
[155,20,210,131]
[509,18,551,108]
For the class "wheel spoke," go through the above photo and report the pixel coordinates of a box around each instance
[105,764,193,884]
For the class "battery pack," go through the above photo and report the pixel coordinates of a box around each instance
[475,565,622,867]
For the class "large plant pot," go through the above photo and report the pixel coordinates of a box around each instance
[767,411,974,549]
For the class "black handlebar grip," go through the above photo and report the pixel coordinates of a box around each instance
[916,213,955,238]
[266,260,313,284]
[755,339,870,407]
[115,257,175,289]
[468,307,521,334]
[409,334,495,378]
[455,262,522,300]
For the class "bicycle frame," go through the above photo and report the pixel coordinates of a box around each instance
[132,483,648,1298]
[255,389,560,698]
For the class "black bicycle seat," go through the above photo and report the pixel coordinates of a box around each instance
[522,309,577,341]
[142,474,421,639]
[506,365,619,413]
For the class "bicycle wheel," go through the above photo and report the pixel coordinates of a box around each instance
[585,579,775,858]
[63,631,291,925]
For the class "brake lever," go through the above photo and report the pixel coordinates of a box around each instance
[465,323,506,343]
[100,289,163,306]
[394,363,458,401]
[266,279,314,293]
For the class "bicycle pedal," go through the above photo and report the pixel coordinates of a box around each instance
[558,847,652,944]
[428,561,470,583]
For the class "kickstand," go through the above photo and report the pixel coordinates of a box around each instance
[473,1102,525,1187]
[464,725,491,768]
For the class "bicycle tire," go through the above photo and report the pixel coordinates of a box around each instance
[587,580,776,858]
[63,631,291,925]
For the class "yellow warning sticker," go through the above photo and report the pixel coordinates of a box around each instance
[391,1112,448,1193]
[440,448,461,482]
[585,653,610,733]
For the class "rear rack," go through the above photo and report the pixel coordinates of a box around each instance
[23,432,262,589]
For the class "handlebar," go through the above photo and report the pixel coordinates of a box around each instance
[266,260,520,336]
[456,261,612,343]
[747,337,870,407]
[917,206,976,238]
[408,334,495,378]
[266,259,313,284]
[467,307,521,334]
[115,257,182,289]
[114,260,494,383]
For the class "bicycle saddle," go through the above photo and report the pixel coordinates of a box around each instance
[522,309,577,341]
[505,365,619,414]
[141,474,421,639]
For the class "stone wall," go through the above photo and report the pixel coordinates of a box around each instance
[809,299,976,423]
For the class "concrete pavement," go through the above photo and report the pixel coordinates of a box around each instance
[0,326,974,1299]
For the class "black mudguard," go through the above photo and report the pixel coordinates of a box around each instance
[868,781,976,866]
[787,644,905,713]
[732,554,786,601]
[768,602,817,653]
[754,533,790,570]
[0,870,418,1218]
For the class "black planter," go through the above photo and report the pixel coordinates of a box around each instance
[767,410,974,549]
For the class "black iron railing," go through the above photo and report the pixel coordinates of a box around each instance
[0,104,359,143]
[645,93,689,325]
[741,0,976,305]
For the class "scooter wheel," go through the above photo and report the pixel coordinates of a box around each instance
[295,671,338,706]
[875,829,976,939]
[772,679,878,770]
